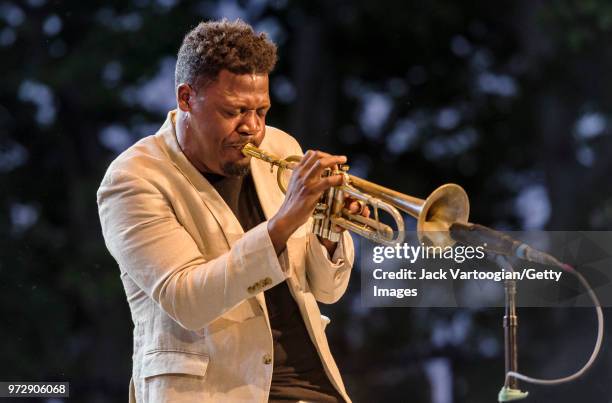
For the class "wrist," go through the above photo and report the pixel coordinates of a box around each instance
[267,215,295,255]
[318,235,339,257]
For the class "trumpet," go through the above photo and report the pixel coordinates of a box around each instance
[242,143,470,246]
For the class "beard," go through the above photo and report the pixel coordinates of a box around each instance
[221,159,251,177]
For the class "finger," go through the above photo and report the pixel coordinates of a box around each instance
[361,206,371,217]
[347,200,361,214]
[298,150,318,171]
[297,150,335,178]
[342,196,355,208]
[312,173,344,192]
[312,150,332,158]
[319,154,346,169]
[292,151,320,183]
[305,155,347,179]
[332,224,345,233]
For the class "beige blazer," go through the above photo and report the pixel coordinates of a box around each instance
[97,111,354,402]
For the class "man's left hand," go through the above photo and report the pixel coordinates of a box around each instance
[317,197,371,255]
[333,197,370,232]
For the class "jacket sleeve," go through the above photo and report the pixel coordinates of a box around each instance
[305,230,354,304]
[97,169,289,331]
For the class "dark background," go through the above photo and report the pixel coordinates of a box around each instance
[2,0,612,402]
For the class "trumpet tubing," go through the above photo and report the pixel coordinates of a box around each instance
[242,143,470,246]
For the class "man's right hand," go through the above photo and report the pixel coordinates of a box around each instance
[267,150,347,256]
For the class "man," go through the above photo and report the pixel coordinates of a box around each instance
[97,19,367,402]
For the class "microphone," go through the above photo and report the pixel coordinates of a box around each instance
[448,222,572,272]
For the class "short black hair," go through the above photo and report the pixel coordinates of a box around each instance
[175,19,277,88]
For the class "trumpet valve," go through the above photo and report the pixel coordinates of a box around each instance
[313,202,328,219]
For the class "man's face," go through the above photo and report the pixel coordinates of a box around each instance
[178,70,270,176]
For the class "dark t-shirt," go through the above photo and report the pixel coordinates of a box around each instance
[204,172,344,403]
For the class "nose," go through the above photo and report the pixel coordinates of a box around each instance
[237,110,260,136]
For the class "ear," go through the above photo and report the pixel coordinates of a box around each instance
[177,83,193,112]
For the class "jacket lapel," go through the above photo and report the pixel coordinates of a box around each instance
[156,111,244,247]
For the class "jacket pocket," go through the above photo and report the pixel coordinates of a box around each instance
[142,350,209,379]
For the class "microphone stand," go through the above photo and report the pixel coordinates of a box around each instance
[495,255,529,402]
[448,223,604,400]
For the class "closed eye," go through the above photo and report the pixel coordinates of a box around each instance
[223,109,240,117]
[222,106,270,118]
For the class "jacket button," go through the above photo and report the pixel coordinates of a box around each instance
[262,353,272,365]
